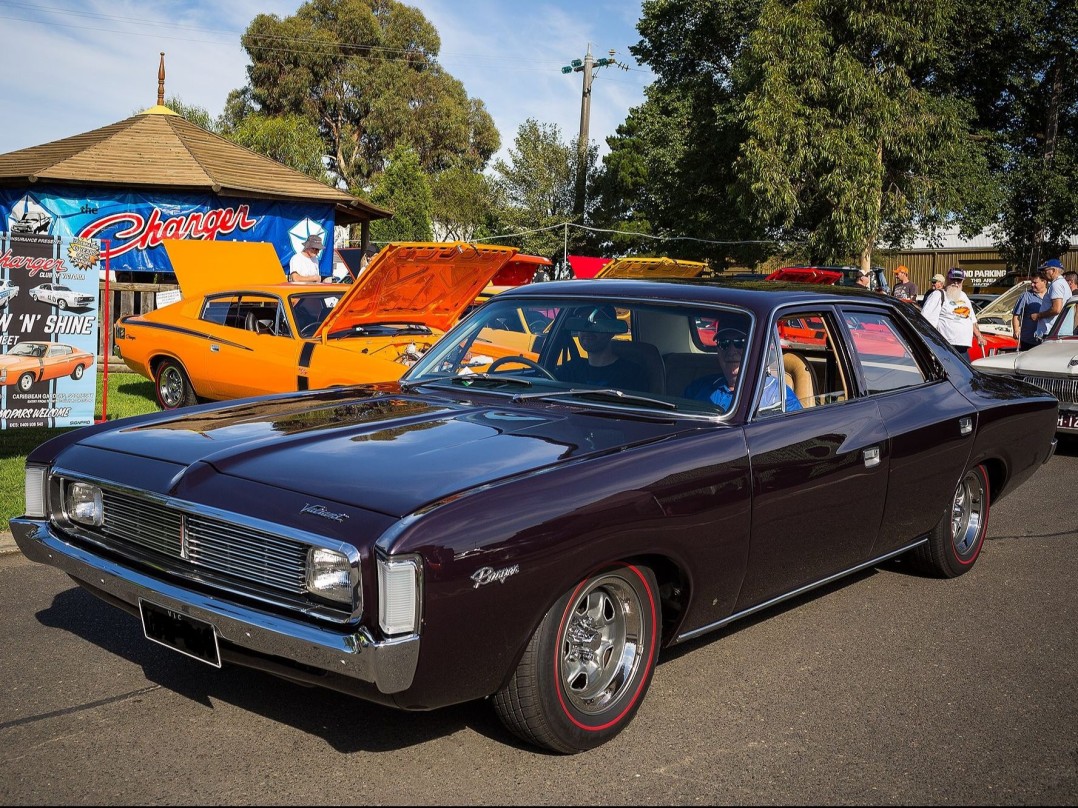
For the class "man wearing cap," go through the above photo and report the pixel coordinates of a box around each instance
[1030,259,1070,340]
[921,267,986,357]
[891,266,918,301]
[684,327,801,413]
[558,305,645,390]
[920,273,946,309]
[289,234,324,283]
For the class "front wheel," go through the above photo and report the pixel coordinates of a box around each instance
[57,298,67,310]
[17,372,35,392]
[913,464,989,577]
[154,359,197,410]
[493,564,660,753]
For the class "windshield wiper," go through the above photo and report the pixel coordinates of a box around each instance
[511,388,677,410]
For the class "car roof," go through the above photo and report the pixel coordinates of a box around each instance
[497,277,902,313]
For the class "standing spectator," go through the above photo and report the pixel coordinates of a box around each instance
[1030,258,1069,341]
[1064,270,1077,298]
[288,234,324,283]
[891,266,919,301]
[921,267,987,356]
[921,273,945,308]
[1011,272,1048,351]
[854,268,871,288]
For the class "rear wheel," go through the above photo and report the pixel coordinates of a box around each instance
[70,364,85,380]
[914,465,989,577]
[493,564,660,753]
[154,359,196,410]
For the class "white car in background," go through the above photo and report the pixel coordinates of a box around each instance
[28,282,94,310]
[973,297,1078,435]
[972,281,1031,339]
[0,278,18,308]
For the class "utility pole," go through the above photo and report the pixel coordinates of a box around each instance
[561,45,625,221]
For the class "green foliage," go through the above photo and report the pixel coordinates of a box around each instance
[158,95,218,131]
[369,144,433,242]
[488,119,584,257]
[226,113,331,182]
[945,0,1078,266]
[430,166,500,241]
[236,0,499,192]
[734,0,996,266]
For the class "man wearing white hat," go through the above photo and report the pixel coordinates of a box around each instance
[289,234,324,283]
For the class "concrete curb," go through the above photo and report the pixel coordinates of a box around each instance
[0,530,20,557]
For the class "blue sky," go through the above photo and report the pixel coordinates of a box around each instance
[0,0,654,167]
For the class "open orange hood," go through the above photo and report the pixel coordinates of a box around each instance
[317,242,518,336]
[163,240,518,334]
[596,256,709,279]
[164,240,288,298]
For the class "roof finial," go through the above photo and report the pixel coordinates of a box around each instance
[157,52,165,106]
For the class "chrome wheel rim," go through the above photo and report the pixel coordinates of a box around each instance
[560,573,645,715]
[18,375,32,392]
[951,469,987,558]
[158,366,184,408]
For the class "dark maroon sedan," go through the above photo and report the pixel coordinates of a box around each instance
[11,280,1058,753]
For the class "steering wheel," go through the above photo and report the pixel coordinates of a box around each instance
[299,322,319,338]
[487,355,557,381]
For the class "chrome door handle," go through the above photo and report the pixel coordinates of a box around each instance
[210,344,220,352]
[863,446,880,468]
[959,416,973,436]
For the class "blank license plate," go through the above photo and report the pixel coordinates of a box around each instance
[1058,412,1078,431]
[139,599,221,668]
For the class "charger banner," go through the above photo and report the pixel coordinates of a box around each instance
[1,186,335,277]
[0,233,101,429]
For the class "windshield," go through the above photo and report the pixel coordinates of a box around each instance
[288,291,342,339]
[9,343,46,357]
[403,295,755,414]
[1049,299,1077,339]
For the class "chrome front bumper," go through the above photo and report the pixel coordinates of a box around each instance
[10,518,419,695]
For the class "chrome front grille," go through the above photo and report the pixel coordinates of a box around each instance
[1020,375,1078,405]
[99,489,307,596]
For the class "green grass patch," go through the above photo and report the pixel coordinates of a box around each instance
[1,371,159,526]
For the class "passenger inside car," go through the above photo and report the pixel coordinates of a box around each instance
[554,305,650,391]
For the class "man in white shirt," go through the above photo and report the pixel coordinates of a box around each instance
[289,234,324,283]
[1030,258,1069,340]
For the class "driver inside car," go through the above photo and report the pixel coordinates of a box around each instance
[684,327,802,413]
[555,305,645,390]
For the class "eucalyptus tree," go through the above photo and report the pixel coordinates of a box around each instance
[233,0,499,193]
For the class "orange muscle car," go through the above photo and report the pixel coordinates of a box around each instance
[114,240,518,409]
[0,341,94,391]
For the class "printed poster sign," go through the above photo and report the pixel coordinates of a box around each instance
[1,186,335,278]
[0,234,101,429]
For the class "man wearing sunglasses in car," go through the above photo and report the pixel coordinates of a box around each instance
[684,327,801,413]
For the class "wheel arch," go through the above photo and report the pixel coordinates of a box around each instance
[148,353,202,397]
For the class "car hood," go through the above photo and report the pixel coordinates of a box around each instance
[70,388,686,517]
[973,339,1078,375]
[596,257,709,279]
[977,282,1030,325]
[0,353,33,367]
[164,240,519,333]
[316,242,519,336]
